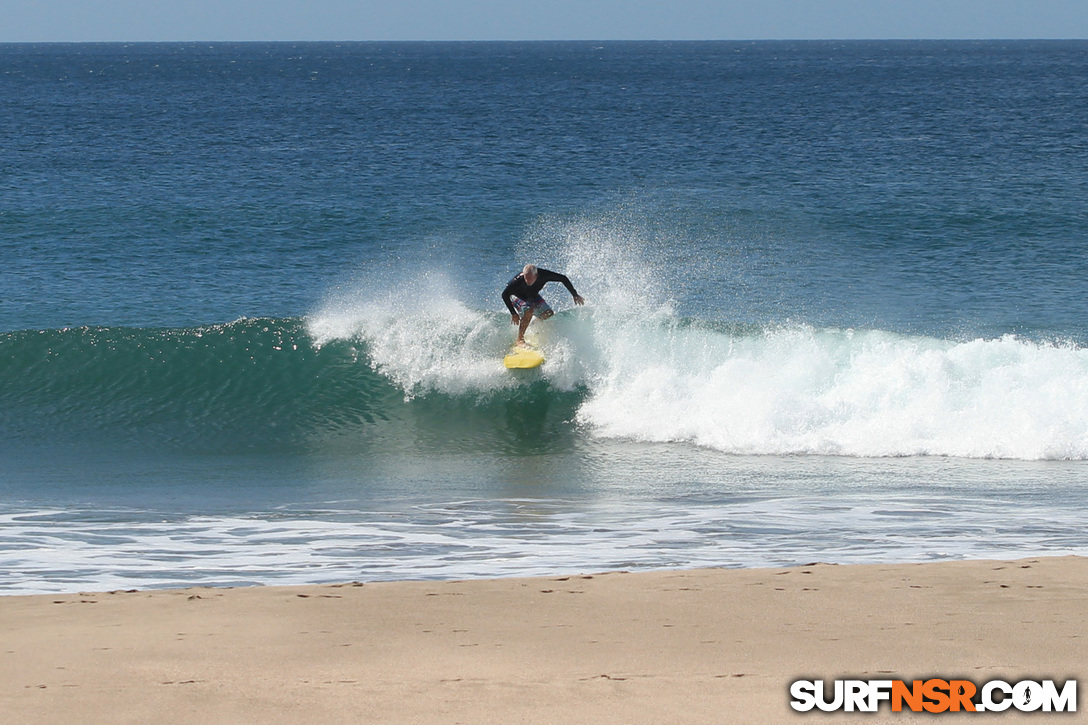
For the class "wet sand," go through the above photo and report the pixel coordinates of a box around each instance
[2,556,1085,723]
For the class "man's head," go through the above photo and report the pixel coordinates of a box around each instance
[522,264,538,285]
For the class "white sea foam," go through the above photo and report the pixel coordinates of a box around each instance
[3,491,1085,595]
[578,325,1088,460]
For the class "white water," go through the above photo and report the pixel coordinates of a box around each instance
[309,283,1088,461]
[5,485,1085,595]
[578,323,1088,460]
[308,214,1088,461]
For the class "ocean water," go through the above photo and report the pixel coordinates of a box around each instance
[3,41,1088,594]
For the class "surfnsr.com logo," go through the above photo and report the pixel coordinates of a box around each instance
[790,678,1077,713]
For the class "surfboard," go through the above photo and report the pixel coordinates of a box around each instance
[503,346,545,369]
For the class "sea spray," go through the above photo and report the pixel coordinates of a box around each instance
[307,265,597,396]
[309,270,514,397]
[519,209,677,317]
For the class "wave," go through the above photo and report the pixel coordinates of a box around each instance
[577,323,1088,460]
[4,305,1088,459]
[0,318,380,450]
[306,262,1088,461]
[0,316,582,455]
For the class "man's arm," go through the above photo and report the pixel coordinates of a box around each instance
[538,269,579,299]
[501,281,519,316]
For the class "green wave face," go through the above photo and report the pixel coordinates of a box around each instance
[0,318,584,455]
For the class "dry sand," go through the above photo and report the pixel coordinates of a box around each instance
[2,556,1085,723]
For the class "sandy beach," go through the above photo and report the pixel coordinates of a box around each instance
[2,556,1085,724]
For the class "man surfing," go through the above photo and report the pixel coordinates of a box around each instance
[502,264,585,347]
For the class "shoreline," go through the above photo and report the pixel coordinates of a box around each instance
[3,556,1086,723]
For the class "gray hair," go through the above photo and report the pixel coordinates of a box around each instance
[522,264,538,277]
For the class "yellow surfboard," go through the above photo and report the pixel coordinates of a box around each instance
[503,346,545,369]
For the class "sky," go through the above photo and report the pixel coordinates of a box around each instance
[1,0,1087,43]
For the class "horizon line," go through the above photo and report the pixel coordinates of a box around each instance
[2,37,1086,44]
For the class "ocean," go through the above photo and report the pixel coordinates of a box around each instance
[3,40,1088,594]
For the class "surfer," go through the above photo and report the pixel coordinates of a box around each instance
[502,264,585,347]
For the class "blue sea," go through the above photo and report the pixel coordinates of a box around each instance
[3,41,1088,594]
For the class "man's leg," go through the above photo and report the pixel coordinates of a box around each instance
[517,308,534,345]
